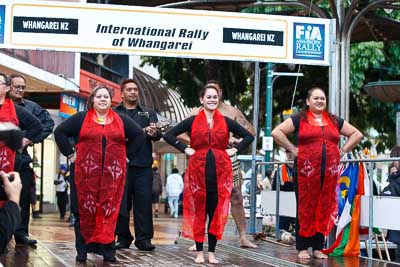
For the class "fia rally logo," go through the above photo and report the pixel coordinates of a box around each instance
[293,23,324,60]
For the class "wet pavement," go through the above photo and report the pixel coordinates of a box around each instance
[0,211,399,266]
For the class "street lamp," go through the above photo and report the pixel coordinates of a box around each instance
[264,68,304,163]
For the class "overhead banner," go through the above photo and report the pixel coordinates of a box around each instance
[0,0,334,66]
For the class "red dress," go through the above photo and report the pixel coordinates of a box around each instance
[296,111,341,237]
[182,110,233,242]
[74,109,126,244]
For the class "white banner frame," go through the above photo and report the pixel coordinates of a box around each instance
[0,0,334,66]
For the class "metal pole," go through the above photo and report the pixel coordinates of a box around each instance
[40,142,44,213]
[249,62,260,234]
[396,103,400,145]
[275,165,281,240]
[368,162,374,259]
[343,37,351,121]
[328,20,338,115]
[265,63,273,163]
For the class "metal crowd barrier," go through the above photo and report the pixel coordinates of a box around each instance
[252,157,400,260]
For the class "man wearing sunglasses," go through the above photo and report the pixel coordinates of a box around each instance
[9,74,54,247]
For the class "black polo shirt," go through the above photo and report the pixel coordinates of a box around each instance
[114,103,161,167]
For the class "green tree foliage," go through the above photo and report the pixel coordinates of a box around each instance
[141,57,248,108]
[349,42,396,152]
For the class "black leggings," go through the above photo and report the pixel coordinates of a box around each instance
[195,191,218,252]
[195,150,219,253]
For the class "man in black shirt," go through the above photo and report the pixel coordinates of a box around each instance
[114,78,161,251]
[0,171,22,254]
[9,74,55,246]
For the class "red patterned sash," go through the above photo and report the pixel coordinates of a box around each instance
[75,109,126,244]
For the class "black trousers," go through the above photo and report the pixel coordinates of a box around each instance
[14,165,34,239]
[116,166,153,243]
[56,191,68,218]
[196,154,218,253]
[74,214,115,257]
[195,191,218,253]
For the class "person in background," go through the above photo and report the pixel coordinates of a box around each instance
[381,163,400,263]
[0,171,22,254]
[271,149,295,232]
[54,164,69,220]
[114,79,161,251]
[151,167,162,218]
[0,73,43,247]
[165,168,183,218]
[9,74,54,245]
[164,84,254,264]
[271,87,363,259]
[54,85,145,262]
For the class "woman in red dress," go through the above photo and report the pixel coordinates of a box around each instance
[54,85,145,262]
[272,87,363,259]
[164,85,253,264]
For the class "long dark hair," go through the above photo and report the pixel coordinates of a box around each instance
[298,87,338,126]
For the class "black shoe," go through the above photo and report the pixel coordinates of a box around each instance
[115,240,131,250]
[135,239,155,251]
[32,212,42,219]
[103,255,117,262]
[76,253,87,262]
[15,236,37,246]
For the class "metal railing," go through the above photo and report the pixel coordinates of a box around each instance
[252,156,400,259]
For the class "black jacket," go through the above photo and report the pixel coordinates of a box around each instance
[381,173,400,197]
[15,99,54,168]
[16,99,54,142]
[114,103,161,167]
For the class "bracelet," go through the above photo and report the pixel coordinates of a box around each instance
[68,153,75,159]
[340,149,345,155]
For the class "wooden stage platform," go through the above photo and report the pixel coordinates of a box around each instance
[0,213,398,266]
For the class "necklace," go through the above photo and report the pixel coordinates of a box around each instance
[312,113,324,125]
[97,116,106,122]
[96,112,108,123]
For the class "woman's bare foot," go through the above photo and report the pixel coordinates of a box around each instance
[188,244,196,251]
[194,251,205,263]
[208,252,219,264]
[298,250,310,259]
[240,238,258,248]
[313,250,328,259]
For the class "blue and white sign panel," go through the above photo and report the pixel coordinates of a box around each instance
[0,5,5,44]
[293,23,325,61]
[0,0,335,66]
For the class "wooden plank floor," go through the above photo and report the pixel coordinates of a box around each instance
[1,209,398,266]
